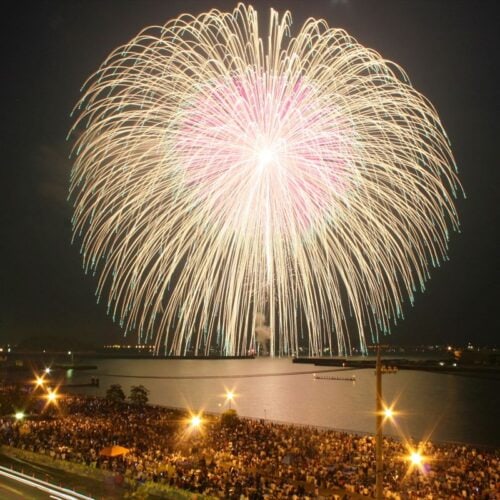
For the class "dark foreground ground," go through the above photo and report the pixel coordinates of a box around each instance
[0,452,124,499]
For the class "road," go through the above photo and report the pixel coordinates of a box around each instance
[0,472,49,499]
[0,453,124,499]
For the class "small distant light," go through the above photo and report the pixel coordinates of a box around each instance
[384,408,394,419]
[439,362,444,367]
[452,363,457,367]
[45,367,51,374]
[35,376,45,387]
[14,411,25,421]
[67,351,72,355]
[226,391,234,401]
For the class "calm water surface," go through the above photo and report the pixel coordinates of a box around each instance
[70,358,499,447]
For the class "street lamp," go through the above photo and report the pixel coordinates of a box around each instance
[190,415,201,427]
[225,390,234,410]
[46,389,58,404]
[375,345,399,500]
[410,451,423,466]
[375,345,383,500]
[186,413,204,434]
[382,404,400,423]
[405,447,428,475]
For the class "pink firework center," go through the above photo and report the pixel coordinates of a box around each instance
[174,73,351,234]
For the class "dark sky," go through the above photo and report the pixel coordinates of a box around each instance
[1,0,498,348]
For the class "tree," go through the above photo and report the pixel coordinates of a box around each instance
[129,385,149,406]
[105,384,126,403]
[220,408,239,428]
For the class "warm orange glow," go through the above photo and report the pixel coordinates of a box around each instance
[226,391,234,401]
[380,402,398,422]
[404,445,429,474]
[181,411,206,437]
[46,389,59,404]
[410,451,423,465]
[34,376,45,388]
[190,415,201,427]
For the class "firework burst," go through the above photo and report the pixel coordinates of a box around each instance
[69,4,461,356]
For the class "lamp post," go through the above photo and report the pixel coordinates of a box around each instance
[375,344,383,500]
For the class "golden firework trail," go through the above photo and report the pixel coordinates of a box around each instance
[69,4,462,356]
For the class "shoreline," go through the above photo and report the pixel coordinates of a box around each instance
[57,392,500,452]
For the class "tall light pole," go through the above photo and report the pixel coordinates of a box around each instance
[375,344,383,500]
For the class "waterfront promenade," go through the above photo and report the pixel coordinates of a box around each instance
[0,395,498,498]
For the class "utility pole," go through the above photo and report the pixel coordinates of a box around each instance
[375,344,383,500]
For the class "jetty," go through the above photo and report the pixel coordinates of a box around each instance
[313,374,356,381]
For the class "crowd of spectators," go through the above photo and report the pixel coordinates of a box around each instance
[0,394,498,499]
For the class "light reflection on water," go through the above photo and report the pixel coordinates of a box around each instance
[70,358,499,447]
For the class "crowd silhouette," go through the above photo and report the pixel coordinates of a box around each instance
[0,394,498,499]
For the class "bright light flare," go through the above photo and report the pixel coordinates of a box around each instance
[185,412,205,433]
[190,415,201,427]
[381,403,399,422]
[404,445,430,475]
[14,411,25,421]
[69,4,462,357]
[410,451,422,465]
[44,388,60,406]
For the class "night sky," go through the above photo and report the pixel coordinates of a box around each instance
[1,0,498,348]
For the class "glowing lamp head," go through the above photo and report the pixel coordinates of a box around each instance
[384,408,394,419]
[44,367,51,374]
[47,390,58,403]
[410,451,422,465]
[226,391,234,401]
[190,415,201,427]
[14,411,25,421]
[35,376,45,387]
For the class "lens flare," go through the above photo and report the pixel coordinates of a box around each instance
[69,4,461,356]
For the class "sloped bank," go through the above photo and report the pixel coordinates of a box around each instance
[0,445,215,499]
